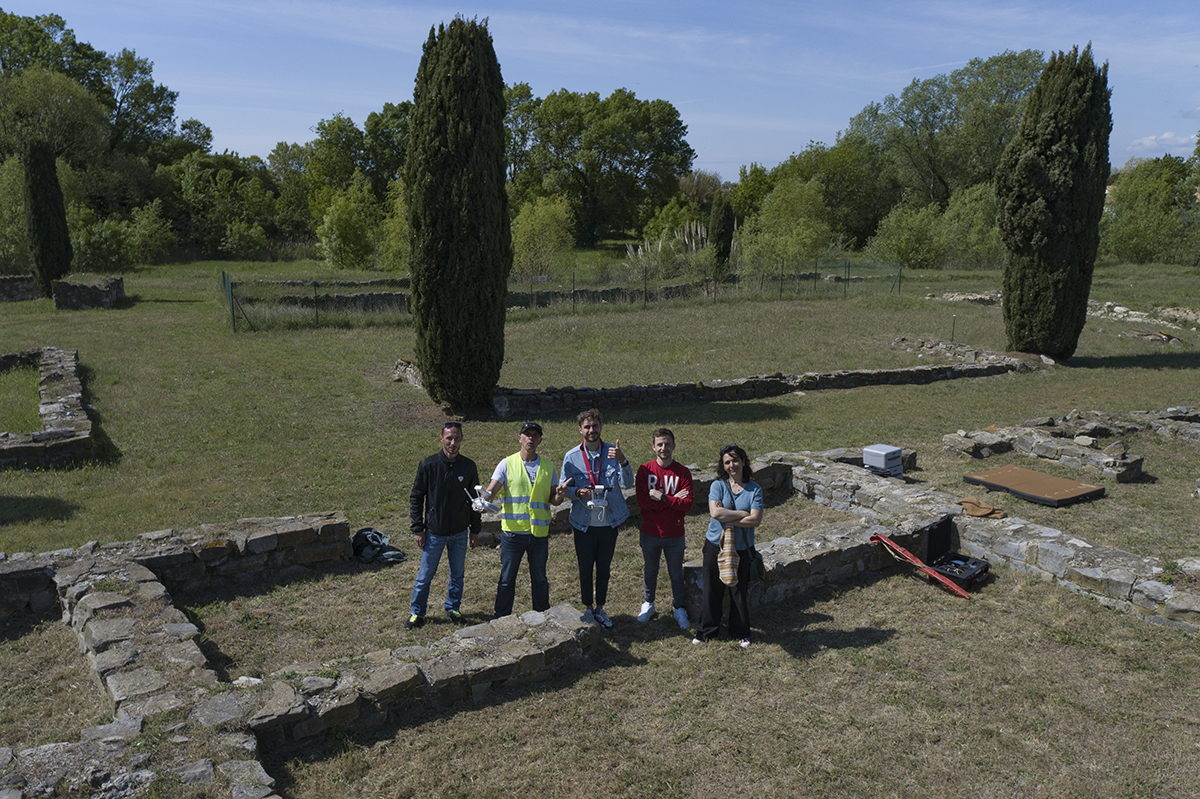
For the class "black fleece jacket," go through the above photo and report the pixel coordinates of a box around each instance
[409,450,482,536]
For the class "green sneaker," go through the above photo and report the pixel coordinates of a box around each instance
[404,614,425,629]
[447,609,466,623]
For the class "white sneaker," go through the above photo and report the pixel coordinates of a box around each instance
[673,607,690,629]
[637,601,656,622]
[582,608,595,624]
[691,637,704,645]
[738,638,751,648]
[593,607,613,630]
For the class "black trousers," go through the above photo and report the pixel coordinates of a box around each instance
[573,524,619,607]
[697,538,751,641]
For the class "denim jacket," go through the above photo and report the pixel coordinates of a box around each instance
[561,441,633,531]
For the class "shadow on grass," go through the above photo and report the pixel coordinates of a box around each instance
[1066,350,1200,370]
[759,571,899,661]
[613,401,795,427]
[262,633,650,789]
[77,364,121,463]
[0,608,59,644]
[127,295,206,304]
[0,495,79,526]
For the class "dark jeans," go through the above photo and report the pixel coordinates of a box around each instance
[573,524,619,608]
[640,532,686,609]
[494,531,550,618]
[697,538,751,641]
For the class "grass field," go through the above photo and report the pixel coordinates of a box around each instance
[2,258,1199,797]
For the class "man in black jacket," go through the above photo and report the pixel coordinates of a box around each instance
[406,422,482,629]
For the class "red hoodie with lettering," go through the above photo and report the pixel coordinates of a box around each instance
[635,460,694,539]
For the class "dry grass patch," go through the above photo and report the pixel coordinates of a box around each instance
[265,564,1200,799]
[0,612,111,749]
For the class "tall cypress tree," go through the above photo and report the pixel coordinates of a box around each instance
[995,45,1110,360]
[709,190,734,268]
[22,141,73,295]
[404,18,511,407]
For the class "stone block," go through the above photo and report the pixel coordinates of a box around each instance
[81,715,143,741]
[249,681,309,731]
[192,539,235,561]
[1031,541,1076,577]
[106,667,170,703]
[82,617,138,652]
[420,654,470,704]
[291,693,361,739]
[246,530,279,555]
[89,644,137,676]
[1065,566,1136,599]
[1162,590,1200,625]
[191,692,245,728]
[360,663,421,701]
[134,545,196,570]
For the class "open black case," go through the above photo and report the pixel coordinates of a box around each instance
[920,516,990,590]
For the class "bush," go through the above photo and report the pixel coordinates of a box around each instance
[127,200,177,265]
[513,195,574,282]
[938,183,1003,269]
[865,202,946,271]
[317,191,374,269]
[69,206,134,273]
[376,179,409,273]
[221,220,268,261]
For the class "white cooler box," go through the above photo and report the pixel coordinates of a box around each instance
[863,444,902,477]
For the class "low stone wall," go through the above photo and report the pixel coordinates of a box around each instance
[943,407,1200,482]
[0,513,601,798]
[943,414,1144,482]
[506,280,699,309]
[778,449,1200,631]
[489,361,1025,419]
[0,347,95,468]
[0,275,38,302]
[274,291,408,312]
[51,276,124,310]
[393,351,1027,420]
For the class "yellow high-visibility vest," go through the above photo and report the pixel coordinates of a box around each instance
[500,453,552,536]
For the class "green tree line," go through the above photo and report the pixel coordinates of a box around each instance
[3,8,1197,295]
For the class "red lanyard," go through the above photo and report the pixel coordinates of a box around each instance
[581,441,603,487]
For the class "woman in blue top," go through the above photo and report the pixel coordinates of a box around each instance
[695,444,763,648]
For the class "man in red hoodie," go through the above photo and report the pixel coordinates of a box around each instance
[635,428,694,629]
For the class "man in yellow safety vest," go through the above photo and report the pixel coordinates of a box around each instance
[481,421,569,618]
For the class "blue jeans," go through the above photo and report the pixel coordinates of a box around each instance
[410,529,469,617]
[494,531,550,618]
[641,532,686,609]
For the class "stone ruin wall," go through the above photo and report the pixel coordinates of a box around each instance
[3,431,1199,796]
[0,347,94,468]
[51,277,124,311]
[0,276,125,309]
[392,354,1030,420]
[0,276,38,302]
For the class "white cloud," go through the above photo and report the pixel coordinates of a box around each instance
[1126,131,1197,155]
[1184,106,1200,120]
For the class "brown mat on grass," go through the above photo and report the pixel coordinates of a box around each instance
[963,464,1105,507]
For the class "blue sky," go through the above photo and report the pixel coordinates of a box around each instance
[9,0,1199,180]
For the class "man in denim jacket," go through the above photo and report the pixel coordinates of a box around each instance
[561,408,633,629]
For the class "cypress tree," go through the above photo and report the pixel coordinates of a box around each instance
[22,141,73,296]
[404,18,511,407]
[995,45,1111,360]
[709,190,734,268]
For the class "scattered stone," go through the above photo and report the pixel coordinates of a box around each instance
[168,758,215,785]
